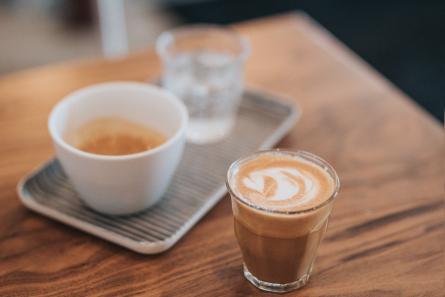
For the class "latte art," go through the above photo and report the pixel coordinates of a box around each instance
[232,152,334,211]
[243,167,316,202]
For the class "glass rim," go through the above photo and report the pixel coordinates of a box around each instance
[226,149,340,215]
[156,24,250,62]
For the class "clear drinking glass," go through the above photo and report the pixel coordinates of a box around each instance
[226,150,340,293]
[156,25,250,144]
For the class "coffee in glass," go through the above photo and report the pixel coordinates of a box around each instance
[226,150,340,293]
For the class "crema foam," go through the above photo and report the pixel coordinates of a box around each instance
[231,152,335,211]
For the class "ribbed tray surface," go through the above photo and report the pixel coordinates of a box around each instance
[19,90,299,253]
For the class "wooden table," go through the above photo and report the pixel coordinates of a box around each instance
[0,13,443,296]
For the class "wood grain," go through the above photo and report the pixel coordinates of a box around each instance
[0,13,443,296]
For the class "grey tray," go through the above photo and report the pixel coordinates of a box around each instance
[18,89,300,254]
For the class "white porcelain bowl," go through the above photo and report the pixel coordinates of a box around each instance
[48,82,188,215]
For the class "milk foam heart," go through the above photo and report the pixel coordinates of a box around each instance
[241,167,318,205]
[231,152,334,211]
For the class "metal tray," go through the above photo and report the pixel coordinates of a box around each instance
[18,88,300,254]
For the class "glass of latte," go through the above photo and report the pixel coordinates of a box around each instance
[226,150,340,293]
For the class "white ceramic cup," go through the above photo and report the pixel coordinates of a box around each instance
[48,82,188,215]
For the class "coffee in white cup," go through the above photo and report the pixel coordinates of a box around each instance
[48,82,188,215]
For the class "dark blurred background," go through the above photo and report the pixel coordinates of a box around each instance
[0,0,443,122]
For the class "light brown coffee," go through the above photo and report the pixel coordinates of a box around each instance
[65,117,166,156]
[228,151,337,285]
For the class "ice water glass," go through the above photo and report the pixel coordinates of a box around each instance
[156,25,250,144]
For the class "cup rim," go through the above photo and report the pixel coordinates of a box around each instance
[226,149,340,215]
[156,24,250,62]
[48,81,188,161]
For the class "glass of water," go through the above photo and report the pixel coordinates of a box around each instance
[156,25,250,144]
